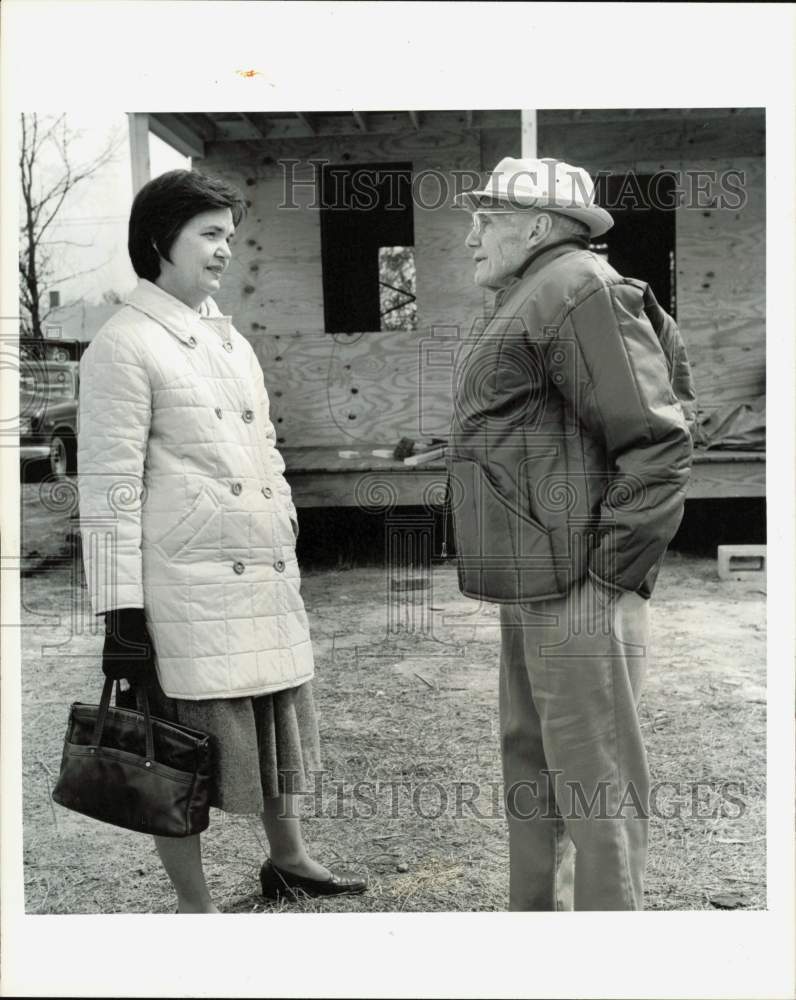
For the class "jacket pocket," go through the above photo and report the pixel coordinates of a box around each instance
[449,456,556,601]
[150,486,219,562]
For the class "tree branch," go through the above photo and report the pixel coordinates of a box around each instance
[18,113,122,337]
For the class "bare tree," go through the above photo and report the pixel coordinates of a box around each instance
[18,113,121,341]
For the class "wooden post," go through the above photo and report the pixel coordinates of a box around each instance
[128,113,150,195]
[521,110,537,158]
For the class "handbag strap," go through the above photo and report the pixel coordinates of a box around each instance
[91,677,156,761]
[135,683,156,761]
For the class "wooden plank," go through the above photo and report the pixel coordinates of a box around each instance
[149,113,205,159]
[537,116,764,170]
[521,110,537,157]
[239,113,268,139]
[206,129,484,175]
[179,112,218,141]
[279,448,765,506]
[295,112,316,134]
[413,220,487,335]
[687,457,765,498]
[248,328,461,446]
[692,450,764,463]
[127,113,150,195]
[480,126,521,171]
[287,467,448,508]
[676,157,765,414]
[208,117,268,142]
[412,133,484,343]
[286,466,765,506]
[544,108,761,126]
[199,146,326,337]
[185,109,761,145]
[282,445,413,472]
[281,445,764,472]
[198,110,520,141]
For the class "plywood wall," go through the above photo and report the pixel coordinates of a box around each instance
[202,131,483,446]
[200,114,765,445]
[536,117,765,417]
[674,157,765,413]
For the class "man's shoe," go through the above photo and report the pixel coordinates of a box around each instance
[259,859,368,902]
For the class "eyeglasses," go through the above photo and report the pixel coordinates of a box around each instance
[469,210,518,235]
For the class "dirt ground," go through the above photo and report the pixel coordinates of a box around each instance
[18,481,766,913]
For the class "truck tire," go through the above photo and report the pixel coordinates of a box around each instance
[50,432,77,478]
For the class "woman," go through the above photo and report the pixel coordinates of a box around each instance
[77,169,366,913]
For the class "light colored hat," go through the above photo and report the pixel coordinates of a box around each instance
[455,156,613,237]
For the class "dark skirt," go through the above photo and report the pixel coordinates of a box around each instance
[127,676,322,814]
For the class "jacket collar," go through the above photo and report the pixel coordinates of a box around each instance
[494,238,589,307]
[125,279,231,345]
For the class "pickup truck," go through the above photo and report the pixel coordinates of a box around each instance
[20,360,79,478]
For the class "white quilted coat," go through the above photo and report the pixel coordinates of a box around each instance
[77,279,314,700]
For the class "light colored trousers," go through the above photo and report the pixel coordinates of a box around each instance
[499,576,650,910]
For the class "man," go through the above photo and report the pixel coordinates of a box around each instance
[447,157,696,910]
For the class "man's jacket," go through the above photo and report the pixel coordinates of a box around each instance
[446,241,695,603]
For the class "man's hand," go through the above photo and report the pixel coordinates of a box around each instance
[102,608,155,683]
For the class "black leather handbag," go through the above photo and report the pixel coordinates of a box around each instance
[52,677,213,838]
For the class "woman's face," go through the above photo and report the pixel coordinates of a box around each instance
[155,207,235,309]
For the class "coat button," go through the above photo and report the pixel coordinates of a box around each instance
[188,336,197,347]
[274,560,285,572]
[261,486,273,499]
[233,561,245,575]
[215,407,223,419]
[231,482,242,496]
[223,342,233,352]
[242,409,254,423]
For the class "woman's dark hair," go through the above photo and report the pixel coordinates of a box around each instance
[128,169,247,281]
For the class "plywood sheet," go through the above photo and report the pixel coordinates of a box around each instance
[250,328,462,447]
[675,157,765,413]
[205,131,485,338]
[538,116,764,171]
[202,128,765,442]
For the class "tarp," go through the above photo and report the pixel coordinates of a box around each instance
[695,395,766,451]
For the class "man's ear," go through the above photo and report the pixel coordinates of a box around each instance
[526,212,552,249]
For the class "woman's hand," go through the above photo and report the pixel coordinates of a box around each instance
[102,608,156,682]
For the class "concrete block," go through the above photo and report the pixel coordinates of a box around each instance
[717,544,767,581]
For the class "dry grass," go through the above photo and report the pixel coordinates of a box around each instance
[20,543,766,914]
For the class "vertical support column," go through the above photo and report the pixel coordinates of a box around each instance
[521,110,538,158]
[128,113,151,196]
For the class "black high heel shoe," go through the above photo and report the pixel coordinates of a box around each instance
[259,859,368,901]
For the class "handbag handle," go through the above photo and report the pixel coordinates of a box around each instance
[92,677,156,762]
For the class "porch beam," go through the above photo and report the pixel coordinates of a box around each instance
[127,112,151,195]
[295,112,316,134]
[149,113,205,159]
[239,113,269,139]
[521,109,537,157]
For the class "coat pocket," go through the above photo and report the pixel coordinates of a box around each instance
[449,456,557,601]
[150,486,220,562]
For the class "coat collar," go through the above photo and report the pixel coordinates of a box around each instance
[125,279,232,345]
[493,238,589,308]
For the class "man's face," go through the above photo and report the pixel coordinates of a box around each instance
[466,210,533,290]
